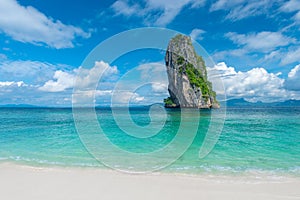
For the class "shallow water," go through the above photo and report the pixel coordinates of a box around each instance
[0,107,299,176]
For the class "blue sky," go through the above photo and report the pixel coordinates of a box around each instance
[0,0,300,106]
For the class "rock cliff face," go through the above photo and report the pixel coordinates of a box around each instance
[164,34,219,109]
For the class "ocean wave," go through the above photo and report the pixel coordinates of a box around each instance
[168,164,300,179]
[2,156,102,168]
[1,155,299,178]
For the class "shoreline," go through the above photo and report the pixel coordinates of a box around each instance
[1,160,300,180]
[1,162,299,200]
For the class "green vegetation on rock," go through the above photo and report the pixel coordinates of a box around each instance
[176,56,217,103]
[164,97,177,107]
[177,56,185,65]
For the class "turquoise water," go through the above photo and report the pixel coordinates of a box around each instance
[0,107,299,176]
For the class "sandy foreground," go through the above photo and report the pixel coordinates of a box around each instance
[0,163,299,200]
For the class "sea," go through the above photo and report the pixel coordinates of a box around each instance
[0,106,299,177]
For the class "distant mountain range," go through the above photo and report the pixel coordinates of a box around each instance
[226,98,300,107]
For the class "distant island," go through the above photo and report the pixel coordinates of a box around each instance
[226,98,300,107]
[163,34,219,109]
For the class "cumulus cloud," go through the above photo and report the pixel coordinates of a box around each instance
[2,59,299,106]
[209,62,298,102]
[285,64,300,91]
[42,61,168,106]
[0,60,118,106]
[0,60,76,106]
[38,70,75,92]
[111,0,206,26]
[0,0,90,48]
[75,61,119,90]
[190,29,205,41]
[225,31,295,52]
[39,61,119,92]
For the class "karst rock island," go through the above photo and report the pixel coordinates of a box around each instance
[164,34,219,109]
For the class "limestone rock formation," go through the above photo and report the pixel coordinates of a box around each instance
[164,34,219,109]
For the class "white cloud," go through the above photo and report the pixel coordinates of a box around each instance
[112,0,141,16]
[112,91,145,104]
[280,0,300,24]
[225,31,294,52]
[1,58,299,105]
[212,49,247,60]
[210,0,273,21]
[136,62,168,95]
[75,61,119,90]
[288,64,300,78]
[285,64,300,91]
[209,62,297,102]
[39,61,119,92]
[95,90,113,97]
[0,80,40,105]
[210,62,236,76]
[151,82,168,93]
[190,29,205,41]
[74,89,144,106]
[111,0,206,26]
[0,59,76,106]
[210,0,244,11]
[38,70,75,92]
[72,89,113,105]
[294,11,300,22]
[53,61,168,106]
[137,62,167,81]
[0,0,90,48]
[0,81,26,87]
[262,50,281,62]
[0,60,64,84]
[105,62,168,106]
[217,30,299,66]
[280,0,300,13]
[0,60,116,106]
[281,47,300,65]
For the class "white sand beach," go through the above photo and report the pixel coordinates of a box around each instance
[0,163,299,200]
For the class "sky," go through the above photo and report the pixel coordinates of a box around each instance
[0,0,300,106]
